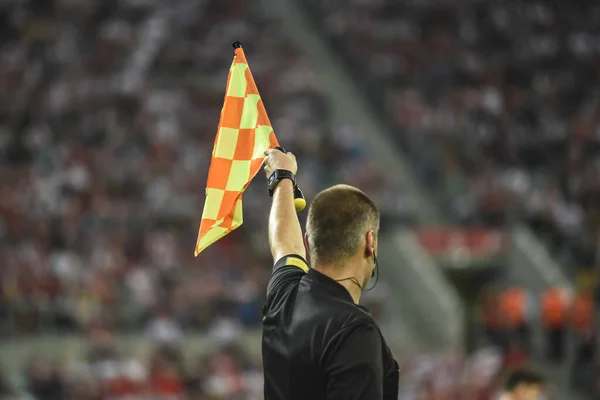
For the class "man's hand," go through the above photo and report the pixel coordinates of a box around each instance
[264,148,298,178]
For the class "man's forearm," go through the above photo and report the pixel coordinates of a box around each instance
[269,179,306,262]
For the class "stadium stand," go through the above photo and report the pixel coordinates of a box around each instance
[0,0,410,337]
[0,0,597,398]
[302,0,600,279]
[0,0,413,398]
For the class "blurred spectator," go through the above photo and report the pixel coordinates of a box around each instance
[26,359,65,400]
[149,361,184,398]
[540,287,570,362]
[498,368,545,400]
[570,290,595,365]
[498,287,532,351]
[462,341,503,400]
[145,309,183,345]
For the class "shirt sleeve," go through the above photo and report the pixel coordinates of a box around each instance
[323,322,384,400]
[266,254,309,298]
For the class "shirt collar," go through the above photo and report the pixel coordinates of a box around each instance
[305,268,356,305]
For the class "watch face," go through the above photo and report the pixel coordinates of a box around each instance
[268,172,278,191]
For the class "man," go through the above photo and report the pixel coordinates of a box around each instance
[260,149,399,400]
[498,369,544,400]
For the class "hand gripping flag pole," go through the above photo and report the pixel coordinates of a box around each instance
[195,41,305,256]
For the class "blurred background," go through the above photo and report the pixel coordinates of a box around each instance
[0,0,598,398]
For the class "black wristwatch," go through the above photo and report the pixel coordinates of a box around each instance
[268,169,296,197]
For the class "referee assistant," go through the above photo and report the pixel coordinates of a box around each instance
[261,149,399,400]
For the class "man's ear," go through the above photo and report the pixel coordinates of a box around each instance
[304,233,311,263]
[365,230,375,257]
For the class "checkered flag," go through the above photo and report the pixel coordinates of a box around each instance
[195,42,279,256]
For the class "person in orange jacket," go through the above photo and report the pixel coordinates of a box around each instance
[499,287,531,350]
[540,287,570,362]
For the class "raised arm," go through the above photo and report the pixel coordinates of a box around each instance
[263,149,306,262]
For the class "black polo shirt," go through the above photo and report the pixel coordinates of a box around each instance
[262,254,399,400]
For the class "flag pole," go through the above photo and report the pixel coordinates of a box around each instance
[231,41,306,212]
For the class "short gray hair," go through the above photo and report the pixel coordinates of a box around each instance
[306,184,379,265]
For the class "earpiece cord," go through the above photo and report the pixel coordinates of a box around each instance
[363,254,379,292]
[335,277,364,291]
[334,254,380,292]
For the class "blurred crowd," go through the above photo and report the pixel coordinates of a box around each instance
[304,0,600,278]
[0,0,410,336]
[3,0,600,398]
[0,335,264,400]
[0,337,558,400]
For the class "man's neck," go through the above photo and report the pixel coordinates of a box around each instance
[314,263,362,304]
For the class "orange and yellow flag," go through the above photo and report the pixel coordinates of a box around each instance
[195,45,278,256]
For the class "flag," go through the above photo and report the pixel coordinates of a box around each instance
[195,45,278,256]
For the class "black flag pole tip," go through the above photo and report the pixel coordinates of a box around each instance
[232,41,242,49]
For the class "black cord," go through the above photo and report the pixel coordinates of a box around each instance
[335,276,364,291]
[335,254,380,292]
[363,254,379,292]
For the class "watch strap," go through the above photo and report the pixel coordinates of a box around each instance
[268,169,296,197]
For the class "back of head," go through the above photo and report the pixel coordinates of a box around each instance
[306,184,379,266]
[504,368,544,399]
